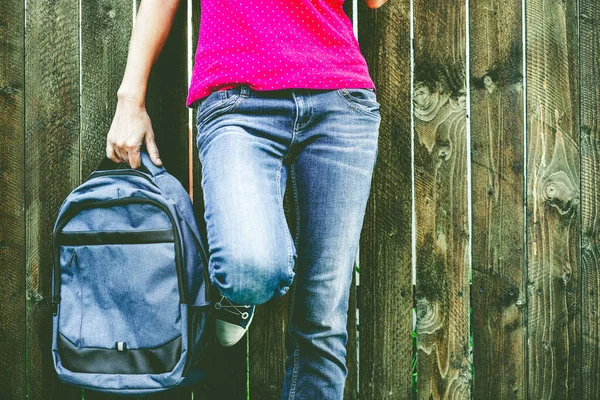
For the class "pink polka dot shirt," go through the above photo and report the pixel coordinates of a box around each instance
[186,0,376,107]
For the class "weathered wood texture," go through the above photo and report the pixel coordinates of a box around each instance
[78,1,132,397]
[244,99,292,397]
[357,0,414,399]
[341,3,360,397]
[246,3,362,399]
[413,0,471,397]
[248,232,291,400]
[525,0,581,398]
[469,0,527,398]
[345,265,359,400]
[80,0,132,178]
[137,0,190,191]
[113,2,192,399]
[190,2,248,399]
[5,0,600,399]
[580,0,600,398]
[0,2,27,399]
[24,0,82,399]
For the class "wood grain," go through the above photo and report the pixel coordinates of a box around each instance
[469,0,527,398]
[3,0,596,398]
[413,0,471,397]
[80,0,132,178]
[190,1,248,399]
[341,5,359,399]
[247,171,299,400]
[76,1,148,398]
[0,1,27,398]
[344,265,359,400]
[246,3,360,399]
[580,0,600,397]
[357,0,414,398]
[248,287,289,400]
[24,0,82,398]
[136,0,190,191]
[525,0,581,398]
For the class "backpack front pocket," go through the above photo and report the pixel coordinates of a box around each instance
[54,200,185,375]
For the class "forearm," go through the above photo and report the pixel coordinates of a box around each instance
[117,0,181,106]
[364,0,388,9]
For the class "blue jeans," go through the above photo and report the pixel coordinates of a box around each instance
[195,84,380,400]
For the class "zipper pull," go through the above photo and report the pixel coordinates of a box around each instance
[66,249,77,268]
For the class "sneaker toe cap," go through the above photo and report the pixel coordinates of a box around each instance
[215,319,248,347]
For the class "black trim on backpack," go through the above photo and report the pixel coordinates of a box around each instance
[57,228,175,246]
[52,197,187,305]
[58,333,182,374]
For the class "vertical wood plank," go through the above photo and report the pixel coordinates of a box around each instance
[344,266,358,400]
[190,1,248,399]
[137,0,190,190]
[525,0,581,397]
[341,4,359,399]
[0,2,27,398]
[469,0,527,398]
[580,0,600,397]
[75,2,141,399]
[412,0,471,396]
[357,0,414,399]
[247,187,294,400]
[84,0,193,395]
[246,3,361,399]
[24,0,82,398]
[80,0,132,178]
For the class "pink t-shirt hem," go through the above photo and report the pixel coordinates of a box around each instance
[186,0,376,108]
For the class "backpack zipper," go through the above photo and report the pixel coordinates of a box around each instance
[52,197,187,306]
[86,169,158,188]
[88,168,211,305]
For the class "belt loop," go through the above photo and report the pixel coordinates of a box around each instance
[240,84,250,98]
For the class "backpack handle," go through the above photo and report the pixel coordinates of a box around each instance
[94,148,165,177]
[139,149,165,177]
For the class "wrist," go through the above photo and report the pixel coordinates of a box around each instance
[117,89,146,107]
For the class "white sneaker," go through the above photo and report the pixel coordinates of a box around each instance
[213,295,255,347]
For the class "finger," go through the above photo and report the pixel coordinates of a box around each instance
[145,132,162,167]
[127,142,142,169]
[114,140,129,164]
[106,143,121,163]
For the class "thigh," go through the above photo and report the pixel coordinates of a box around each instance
[196,90,297,303]
[290,88,381,328]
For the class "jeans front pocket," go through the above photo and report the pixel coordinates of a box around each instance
[196,89,243,131]
[336,88,381,119]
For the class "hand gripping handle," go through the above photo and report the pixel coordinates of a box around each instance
[94,148,165,177]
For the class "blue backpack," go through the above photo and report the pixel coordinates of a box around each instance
[51,151,213,395]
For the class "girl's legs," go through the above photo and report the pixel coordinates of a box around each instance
[196,85,380,399]
[281,88,380,400]
[196,85,297,308]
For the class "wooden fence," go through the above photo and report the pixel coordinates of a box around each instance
[1,0,599,398]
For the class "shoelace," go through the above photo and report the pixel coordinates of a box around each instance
[214,295,252,320]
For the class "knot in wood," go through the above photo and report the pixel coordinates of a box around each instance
[541,171,580,215]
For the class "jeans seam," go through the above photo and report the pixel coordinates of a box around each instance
[276,158,294,294]
[295,94,314,133]
[289,342,300,399]
[291,163,301,261]
[287,162,301,400]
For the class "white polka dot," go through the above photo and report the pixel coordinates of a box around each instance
[186,0,375,107]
